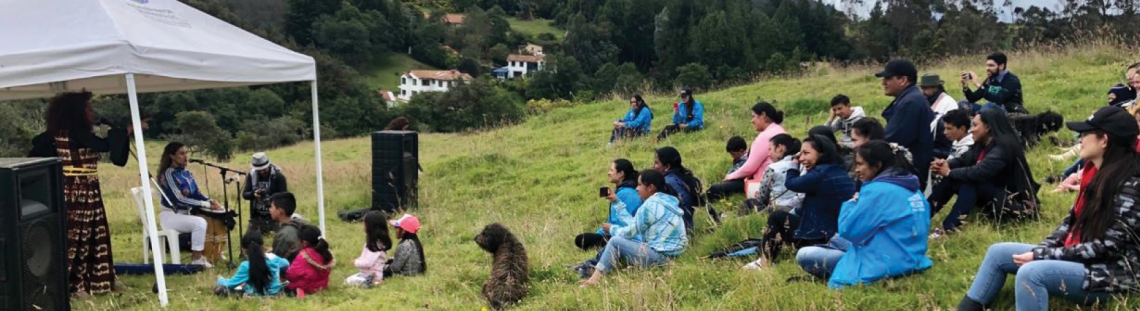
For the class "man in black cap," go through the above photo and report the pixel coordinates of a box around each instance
[656,88,705,141]
[876,59,935,189]
[961,53,1025,113]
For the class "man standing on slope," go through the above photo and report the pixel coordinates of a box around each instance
[876,59,935,190]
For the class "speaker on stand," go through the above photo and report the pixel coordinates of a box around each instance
[338,131,420,222]
[0,158,69,311]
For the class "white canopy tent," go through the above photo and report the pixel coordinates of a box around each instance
[0,0,327,306]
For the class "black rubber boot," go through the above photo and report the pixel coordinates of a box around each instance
[956,295,986,311]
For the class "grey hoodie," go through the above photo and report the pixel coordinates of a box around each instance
[827,106,866,149]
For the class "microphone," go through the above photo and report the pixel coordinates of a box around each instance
[189,158,205,164]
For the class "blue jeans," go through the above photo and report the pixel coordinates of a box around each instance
[795,236,849,278]
[966,242,1112,311]
[593,236,670,274]
[928,179,1001,231]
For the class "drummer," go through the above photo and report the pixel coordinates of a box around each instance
[156,142,223,268]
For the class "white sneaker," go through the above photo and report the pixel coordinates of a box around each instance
[191,257,214,269]
[742,258,766,270]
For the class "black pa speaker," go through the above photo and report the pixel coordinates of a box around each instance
[0,158,69,311]
[372,131,419,213]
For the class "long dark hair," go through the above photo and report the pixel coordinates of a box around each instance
[854,140,908,178]
[683,93,695,119]
[399,230,427,273]
[632,94,650,117]
[241,231,271,295]
[808,125,838,146]
[751,102,785,124]
[364,211,392,253]
[639,169,677,197]
[977,109,1019,145]
[613,158,639,188]
[655,147,700,195]
[299,226,334,262]
[804,134,843,166]
[46,92,94,137]
[157,142,185,185]
[852,118,886,140]
[1074,130,1140,241]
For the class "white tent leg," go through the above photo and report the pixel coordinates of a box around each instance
[311,80,325,233]
[126,73,169,306]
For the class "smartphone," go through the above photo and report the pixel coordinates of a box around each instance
[599,187,610,197]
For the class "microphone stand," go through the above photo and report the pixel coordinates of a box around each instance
[193,160,245,270]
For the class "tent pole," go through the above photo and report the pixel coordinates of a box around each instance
[311,80,325,233]
[126,73,169,306]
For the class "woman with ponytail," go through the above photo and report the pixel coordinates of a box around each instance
[285,226,335,296]
[215,232,289,297]
[957,106,1140,311]
[714,102,788,202]
[654,147,708,229]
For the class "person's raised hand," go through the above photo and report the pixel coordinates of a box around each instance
[606,192,617,203]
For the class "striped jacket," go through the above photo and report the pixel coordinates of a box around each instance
[1033,175,1140,292]
[610,192,688,257]
[159,166,211,212]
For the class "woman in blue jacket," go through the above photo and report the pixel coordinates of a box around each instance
[657,89,705,140]
[653,146,706,231]
[157,142,223,268]
[796,140,933,288]
[575,159,644,250]
[609,95,653,145]
[743,135,855,270]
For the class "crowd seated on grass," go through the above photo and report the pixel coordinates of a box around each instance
[742,135,855,271]
[710,103,787,205]
[928,109,1039,238]
[796,140,933,288]
[958,106,1140,311]
[571,159,644,278]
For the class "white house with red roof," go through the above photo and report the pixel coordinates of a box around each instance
[398,70,473,101]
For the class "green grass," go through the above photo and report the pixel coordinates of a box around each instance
[506,17,563,40]
[73,42,1140,310]
[361,53,437,92]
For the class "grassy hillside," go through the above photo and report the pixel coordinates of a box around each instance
[507,17,563,40]
[74,42,1140,310]
[362,53,437,92]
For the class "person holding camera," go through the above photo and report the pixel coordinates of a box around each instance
[243,152,288,234]
[961,53,1026,114]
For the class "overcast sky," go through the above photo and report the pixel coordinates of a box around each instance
[818,0,1066,22]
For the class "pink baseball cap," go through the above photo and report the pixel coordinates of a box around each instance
[390,214,421,234]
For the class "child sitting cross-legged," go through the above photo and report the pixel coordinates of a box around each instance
[214,231,290,297]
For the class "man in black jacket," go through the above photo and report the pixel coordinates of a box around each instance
[961,53,1026,113]
[876,59,935,190]
[243,152,288,233]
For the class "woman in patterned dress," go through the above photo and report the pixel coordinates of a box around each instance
[46,92,117,297]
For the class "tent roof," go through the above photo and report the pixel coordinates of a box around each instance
[0,0,316,100]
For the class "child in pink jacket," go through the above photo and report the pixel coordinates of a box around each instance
[345,212,391,288]
[285,226,335,297]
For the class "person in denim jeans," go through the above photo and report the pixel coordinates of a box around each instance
[581,169,688,287]
[958,106,1140,311]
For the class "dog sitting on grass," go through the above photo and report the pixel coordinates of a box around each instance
[475,223,529,310]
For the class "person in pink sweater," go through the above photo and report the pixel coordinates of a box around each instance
[723,102,787,186]
[285,226,335,297]
[345,211,391,288]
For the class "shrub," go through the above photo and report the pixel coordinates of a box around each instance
[525,98,577,115]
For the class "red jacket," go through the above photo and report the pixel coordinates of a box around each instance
[285,248,334,294]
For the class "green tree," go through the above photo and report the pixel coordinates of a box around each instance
[311,3,380,66]
[285,0,342,45]
[676,63,711,91]
[165,111,234,161]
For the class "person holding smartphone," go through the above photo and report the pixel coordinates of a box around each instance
[961,52,1025,114]
[571,159,644,278]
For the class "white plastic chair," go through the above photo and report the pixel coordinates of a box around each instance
[131,186,182,264]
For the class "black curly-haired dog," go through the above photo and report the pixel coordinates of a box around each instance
[1009,110,1064,148]
[475,223,529,310]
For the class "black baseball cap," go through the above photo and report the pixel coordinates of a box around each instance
[875,59,918,79]
[680,88,693,97]
[1066,106,1139,138]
